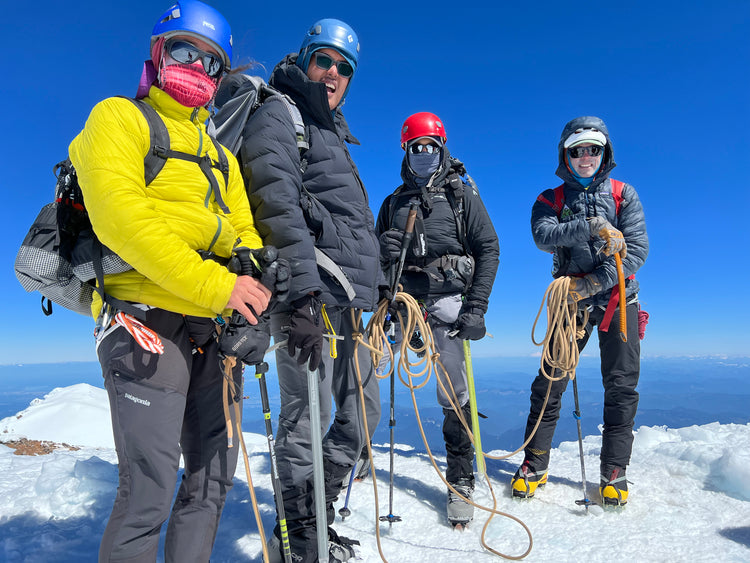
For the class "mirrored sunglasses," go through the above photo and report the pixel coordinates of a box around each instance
[409,143,441,155]
[568,145,603,158]
[313,52,354,78]
[166,39,224,78]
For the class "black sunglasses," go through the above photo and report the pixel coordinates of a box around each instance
[568,145,603,158]
[409,143,441,155]
[313,52,354,78]
[166,39,224,78]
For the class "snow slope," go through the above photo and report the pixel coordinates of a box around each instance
[1,384,749,562]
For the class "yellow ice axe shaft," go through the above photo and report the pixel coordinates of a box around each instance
[614,251,627,342]
[463,339,485,477]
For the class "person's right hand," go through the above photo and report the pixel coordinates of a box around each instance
[588,216,627,258]
[226,275,271,325]
[288,294,324,370]
[379,229,403,265]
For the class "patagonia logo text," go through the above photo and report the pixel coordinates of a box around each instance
[124,393,151,407]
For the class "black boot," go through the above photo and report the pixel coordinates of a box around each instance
[443,403,475,525]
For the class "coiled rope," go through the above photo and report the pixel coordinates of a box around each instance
[350,291,533,561]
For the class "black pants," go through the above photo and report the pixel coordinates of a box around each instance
[522,301,640,473]
[97,308,241,563]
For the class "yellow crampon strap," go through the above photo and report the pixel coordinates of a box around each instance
[321,303,337,359]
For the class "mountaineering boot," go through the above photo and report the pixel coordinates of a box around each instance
[341,446,370,491]
[600,465,628,506]
[511,460,548,499]
[328,526,359,562]
[447,477,475,528]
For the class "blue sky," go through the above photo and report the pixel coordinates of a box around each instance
[2,1,748,364]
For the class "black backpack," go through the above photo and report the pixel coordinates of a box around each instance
[14,97,230,318]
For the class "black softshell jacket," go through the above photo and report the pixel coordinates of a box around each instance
[238,54,382,310]
[531,116,649,307]
[376,150,499,313]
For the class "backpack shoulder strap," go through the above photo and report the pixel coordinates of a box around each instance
[124,97,231,213]
[123,97,169,186]
[537,183,565,217]
[260,82,309,153]
[446,170,471,256]
[610,179,624,215]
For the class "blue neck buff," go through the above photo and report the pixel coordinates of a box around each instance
[567,153,601,187]
[409,151,441,186]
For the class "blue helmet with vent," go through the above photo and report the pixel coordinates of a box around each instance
[297,18,359,76]
[151,0,233,70]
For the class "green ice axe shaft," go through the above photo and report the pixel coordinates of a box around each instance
[463,339,485,478]
[390,203,418,300]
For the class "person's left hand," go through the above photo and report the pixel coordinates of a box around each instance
[453,305,486,340]
[218,312,271,366]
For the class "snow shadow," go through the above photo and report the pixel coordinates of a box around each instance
[718,526,750,549]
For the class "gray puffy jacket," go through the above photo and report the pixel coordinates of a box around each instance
[531,116,649,307]
[238,54,383,310]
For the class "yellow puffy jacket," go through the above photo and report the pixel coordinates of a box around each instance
[69,86,263,318]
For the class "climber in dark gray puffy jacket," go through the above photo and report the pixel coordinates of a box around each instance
[512,115,649,508]
[235,19,382,563]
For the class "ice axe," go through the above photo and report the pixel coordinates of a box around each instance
[463,339,486,478]
[614,251,627,342]
[307,365,328,563]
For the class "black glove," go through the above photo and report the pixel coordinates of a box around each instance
[288,294,324,370]
[379,229,403,266]
[410,328,426,358]
[230,246,291,302]
[218,312,271,366]
[453,305,486,340]
[378,285,394,304]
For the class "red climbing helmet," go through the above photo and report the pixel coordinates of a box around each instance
[400,112,447,148]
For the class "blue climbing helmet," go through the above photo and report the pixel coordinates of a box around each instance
[297,18,359,76]
[151,0,233,71]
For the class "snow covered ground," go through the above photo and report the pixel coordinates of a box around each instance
[1,383,750,562]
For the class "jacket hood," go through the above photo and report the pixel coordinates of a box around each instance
[555,115,616,189]
[270,53,343,131]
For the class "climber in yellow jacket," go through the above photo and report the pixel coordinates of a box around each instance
[67,2,281,561]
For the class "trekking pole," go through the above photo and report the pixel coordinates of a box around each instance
[572,376,594,510]
[463,339,486,478]
[614,251,627,342]
[379,364,402,525]
[307,365,328,563]
[338,466,357,520]
[255,360,292,563]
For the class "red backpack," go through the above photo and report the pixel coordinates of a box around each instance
[537,179,624,217]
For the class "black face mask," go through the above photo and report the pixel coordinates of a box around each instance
[408,151,441,184]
